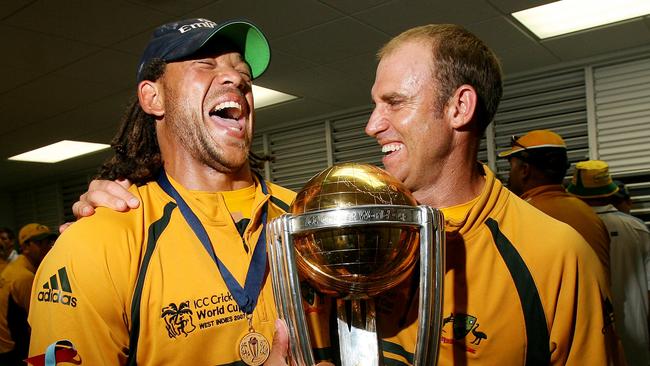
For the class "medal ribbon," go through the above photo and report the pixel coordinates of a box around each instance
[156,170,269,315]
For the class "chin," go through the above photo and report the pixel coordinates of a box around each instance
[384,165,403,180]
[219,156,250,173]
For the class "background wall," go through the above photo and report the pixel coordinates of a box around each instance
[5,44,650,229]
[253,49,650,225]
[0,192,15,232]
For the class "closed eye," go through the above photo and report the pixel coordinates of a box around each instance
[236,65,252,81]
[195,59,215,66]
[239,71,252,82]
[381,92,406,108]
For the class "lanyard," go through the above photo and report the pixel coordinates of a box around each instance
[156,170,269,315]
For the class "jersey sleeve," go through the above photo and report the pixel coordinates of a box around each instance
[547,228,623,365]
[27,209,140,365]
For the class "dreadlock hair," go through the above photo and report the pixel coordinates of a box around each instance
[97,59,166,185]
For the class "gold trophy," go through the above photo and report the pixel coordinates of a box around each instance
[267,163,444,366]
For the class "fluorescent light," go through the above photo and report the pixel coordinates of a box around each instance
[513,0,650,39]
[9,140,110,163]
[253,85,297,109]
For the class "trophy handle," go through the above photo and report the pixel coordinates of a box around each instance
[268,215,316,366]
[413,206,445,366]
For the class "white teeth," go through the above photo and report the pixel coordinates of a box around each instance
[213,101,242,113]
[382,144,403,153]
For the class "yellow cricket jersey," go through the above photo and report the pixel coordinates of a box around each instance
[0,259,9,277]
[373,166,619,365]
[521,184,611,279]
[28,172,295,366]
[0,255,35,355]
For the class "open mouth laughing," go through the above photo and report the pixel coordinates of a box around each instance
[208,98,248,133]
[382,143,403,155]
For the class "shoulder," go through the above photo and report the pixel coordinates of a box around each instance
[495,195,608,290]
[499,193,593,255]
[2,258,34,285]
[46,183,162,267]
[66,182,167,235]
[601,209,647,230]
[617,212,649,230]
[266,181,296,213]
[616,213,650,241]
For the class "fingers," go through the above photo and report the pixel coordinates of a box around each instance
[72,179,139,219]
[90,179,139,209]
[58,222,73,233]
[72,194,95,219]
[264,319,289,366]
[115,179,139,208]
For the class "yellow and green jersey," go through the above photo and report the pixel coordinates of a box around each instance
[28,172,295,366]
[376,166,619,365]
[308,166,620,366]
[521,184,611,278]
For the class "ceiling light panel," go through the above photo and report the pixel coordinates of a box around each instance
[9,140,110,163]
[513,0,650,39]
[253,85,298,109]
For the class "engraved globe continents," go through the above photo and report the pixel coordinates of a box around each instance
[290,163,420,298]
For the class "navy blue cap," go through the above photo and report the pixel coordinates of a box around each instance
[613,180,630,200]
[136,18,270,82]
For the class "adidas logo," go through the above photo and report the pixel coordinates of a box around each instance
[37,267,78,307]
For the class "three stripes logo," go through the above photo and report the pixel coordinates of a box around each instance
[37,267,78,308]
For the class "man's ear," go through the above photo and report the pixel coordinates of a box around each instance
[446,84,477,130]
[138,80,165,117]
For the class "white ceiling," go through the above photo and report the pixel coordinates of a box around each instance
[2,0,650,190]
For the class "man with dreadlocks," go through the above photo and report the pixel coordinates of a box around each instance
[27,18,296,366]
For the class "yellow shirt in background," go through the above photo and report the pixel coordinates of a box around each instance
[0,255,36,356]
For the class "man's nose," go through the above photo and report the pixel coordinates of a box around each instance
[365,107,387,137]
[216,66,246,90]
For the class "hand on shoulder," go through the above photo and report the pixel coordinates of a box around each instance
[59,178,140,233]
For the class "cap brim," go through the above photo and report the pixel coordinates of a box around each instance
[201,20,271,79]
[498,144,566,158]
[566,183,619,198]
[498,147,524,158]
[28,232,58,242]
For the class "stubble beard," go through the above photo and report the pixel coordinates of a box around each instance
[165,91,250,174]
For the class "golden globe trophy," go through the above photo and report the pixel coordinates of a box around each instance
[267,163,445,366]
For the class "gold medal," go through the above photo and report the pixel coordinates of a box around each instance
[238,315,270,366]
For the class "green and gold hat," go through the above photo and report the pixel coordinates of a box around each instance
[566,160,619,198]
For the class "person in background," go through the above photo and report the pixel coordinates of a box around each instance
[0,223,56,365]
[500,129,611,277]
[0,228,19,273]
[612,180,634,215]
[568,160,650,366]
[27,18,297,366]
